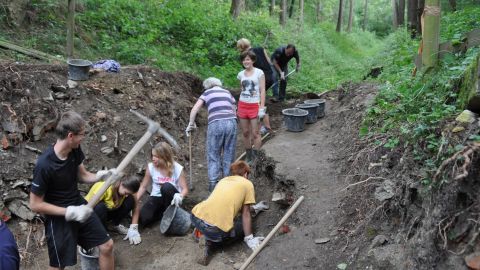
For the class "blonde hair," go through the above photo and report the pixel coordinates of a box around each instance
[152,142,175,177]
[236,38,251,52]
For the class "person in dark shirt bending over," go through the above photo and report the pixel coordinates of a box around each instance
[271,44,301,102]
[29,111,115,270]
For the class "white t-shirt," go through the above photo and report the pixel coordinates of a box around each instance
[148,161,183,197]
[237,68,264,104]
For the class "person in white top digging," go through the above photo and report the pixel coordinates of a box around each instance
[126,142,189,245]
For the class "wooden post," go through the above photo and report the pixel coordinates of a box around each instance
[67,0,75,59]
[421,0,440,69]
[239,196,305,270]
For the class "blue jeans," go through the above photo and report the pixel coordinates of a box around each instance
[206,119,237,184]
[191,214,244,243]
[271,66,287,100]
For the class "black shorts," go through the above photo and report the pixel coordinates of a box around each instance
[44,212,111,268]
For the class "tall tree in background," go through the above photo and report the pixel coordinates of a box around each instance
[391,0,398,29]
[270,0,276,15]
[280,0,287,26]
[336,0,344,32]
[416,0,425,35]
[316,0,322,23]
[422,0,440,68]
[289,0,296,18]
[230,0,245,19]
[407,0,418,36]
[347,0,354,32]
[299,0,305,26]
[397,0,405,26]
[448,0,456,11]
[362,0,368,31]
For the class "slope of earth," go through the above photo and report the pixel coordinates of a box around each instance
[0,61,292,269]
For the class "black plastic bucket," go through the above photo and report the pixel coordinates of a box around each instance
[67,59,92,81]
[295,103,319,124]
[282,108,308,132]
[160,205,192,236]
[78,246,99,270]
[304,99,326,118]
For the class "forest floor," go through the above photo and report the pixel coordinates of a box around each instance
[5,61,475,270]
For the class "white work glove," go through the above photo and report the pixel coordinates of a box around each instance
[95,168,116,181]
[252,201,269,215]
[171,193,183,207]
[65,205,93,223]
[244,234,264,251]
[280,71,285,80]
[185,122,197,136]
[258,107,266,119]
[123,224,141,245]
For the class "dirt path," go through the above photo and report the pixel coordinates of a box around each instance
[250,86,377,269]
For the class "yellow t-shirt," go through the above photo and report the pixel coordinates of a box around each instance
[85,181,126,209]
[191,175,255,232]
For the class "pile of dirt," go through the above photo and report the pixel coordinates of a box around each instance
[0,61,299,269]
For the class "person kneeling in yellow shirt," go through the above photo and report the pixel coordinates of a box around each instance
[191,160,265,265]
[85,176,140,236]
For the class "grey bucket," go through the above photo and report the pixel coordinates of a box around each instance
[160,205,192,236]
[78,246,99,270]
[67,59,92,81]
[304,99,326,118]
[295,103,319,124]
[282,108,308,132]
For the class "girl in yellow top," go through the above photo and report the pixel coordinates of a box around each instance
[85,176,140,235]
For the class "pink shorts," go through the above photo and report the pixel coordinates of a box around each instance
[237,101,259,119]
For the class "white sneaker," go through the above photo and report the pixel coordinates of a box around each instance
[111,224,128,235]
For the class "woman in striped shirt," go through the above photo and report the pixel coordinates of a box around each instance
[186,78,238,192]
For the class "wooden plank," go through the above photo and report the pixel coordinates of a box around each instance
[0,39,62,62]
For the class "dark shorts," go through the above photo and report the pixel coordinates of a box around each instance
[44,213,110,268]
[237,101,259,119]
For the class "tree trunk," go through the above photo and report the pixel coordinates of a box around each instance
[289,0,295,18]
[67,0,75,59]
[299,0,304,26]
[280,0,287,26]
[347,0,354,32]
[391,0,398,29]
[270,0,276,15]
[397,0,405,26]
[362,0,368,31]
[316,0,322,23]
[407,0,418,36]
[421,0,440,68]
[230,0,245,19]
[448,0,456,11]
[416,0,425,35]
[336,0,344,32]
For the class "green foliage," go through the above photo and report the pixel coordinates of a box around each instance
[441,6,480,42]
[363,7,480,185]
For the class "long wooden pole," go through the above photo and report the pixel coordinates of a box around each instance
[239,195,305,270]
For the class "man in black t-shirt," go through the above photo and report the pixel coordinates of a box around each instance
[29,111,115,270]
[271,44,301,102]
